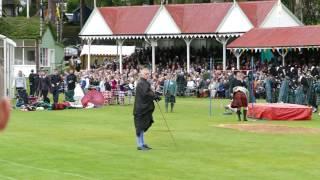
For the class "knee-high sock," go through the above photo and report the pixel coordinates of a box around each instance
[171,103,174,112]
[165,103,169,112]
[140,131,144,145]
[136,131,144,147]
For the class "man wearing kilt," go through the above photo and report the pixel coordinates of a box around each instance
[163,74,177,113]
[230,71,248,121]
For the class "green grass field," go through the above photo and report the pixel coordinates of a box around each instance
[1,98,320,180]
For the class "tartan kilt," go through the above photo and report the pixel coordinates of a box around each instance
[316,94,320,106]
[65,90,75,102]
[111,89,118,96]
[231,91,248,108]
[165,95,176,103]
[102,91,112,105]
[118,91,125,104]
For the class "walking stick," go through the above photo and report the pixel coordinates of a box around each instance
[155,101,177,147]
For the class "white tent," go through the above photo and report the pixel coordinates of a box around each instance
[0,35,16,98]
[80,45,136,56]
[80,45,136,70]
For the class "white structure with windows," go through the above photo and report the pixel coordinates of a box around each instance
[40,48,55,70]
[0,35,16,98]
[13,39,37,77]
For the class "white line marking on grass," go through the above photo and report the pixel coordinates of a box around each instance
[0,174,18,180]
[0,159,96,180]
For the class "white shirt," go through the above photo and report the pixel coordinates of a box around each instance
[99,80,106,92]
[187,80,195,89]
[13,76,27,89]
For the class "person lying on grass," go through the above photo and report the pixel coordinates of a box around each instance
[0,97,11,130]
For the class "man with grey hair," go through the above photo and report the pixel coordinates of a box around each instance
[133,68,160,151]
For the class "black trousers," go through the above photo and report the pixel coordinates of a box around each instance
[41,90,50,103]
[52,88,60,104]
[30,85,35,96]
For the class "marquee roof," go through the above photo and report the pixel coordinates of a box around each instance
[227,26,320,50]
[79,0,302,40]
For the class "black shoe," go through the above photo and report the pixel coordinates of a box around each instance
[237,110,241,121]
[243,110,248,121]
[137,146,150,151]
[143,144,152,150]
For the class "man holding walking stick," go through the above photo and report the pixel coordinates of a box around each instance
[133,68,161,151]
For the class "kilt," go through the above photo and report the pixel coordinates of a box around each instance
[111,89,118,96]
[111,89,118,104]
[316,94,320,106]
[102,91,112,105]
[231,91,248,108]
[165,95,176,103]
[65,90,75,102]
[118,91,125,104]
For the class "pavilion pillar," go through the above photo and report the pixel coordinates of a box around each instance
[3,38,7,97]
[27,0,30,18]
[117,39,125,74]
[233,49,244,70]
[150,39,157,73]
[87,39,92,70]
[184,38,193,73]
[0,0,2,17]
[277,49,288,66]
[216,36,230,71]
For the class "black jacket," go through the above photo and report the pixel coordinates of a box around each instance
[38,76,51,92]
[66,74,77,90]
[133,78,155,135]
[50,74,62,90]
[29,73,39,87]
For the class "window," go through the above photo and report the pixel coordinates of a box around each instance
[0,39,3,66]
[40,48,48,67]
[15,40,23,47]
[14,48,23,65]
[25,48,36,65]
[24,40,36,47]
[49,49,55,67]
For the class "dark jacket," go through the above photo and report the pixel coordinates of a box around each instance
[66,73,77,90]
[38,76,51,92]
[231,79,246,93]
[29,73,36,86]
[133,78,155,135]
[50,74,62,90]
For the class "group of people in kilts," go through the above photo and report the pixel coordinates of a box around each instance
[226,64,320,121]
[264,65,320,113]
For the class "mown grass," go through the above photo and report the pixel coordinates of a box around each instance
[1,98,320,180]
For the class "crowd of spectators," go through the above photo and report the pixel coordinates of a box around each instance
[13,47,320,111]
